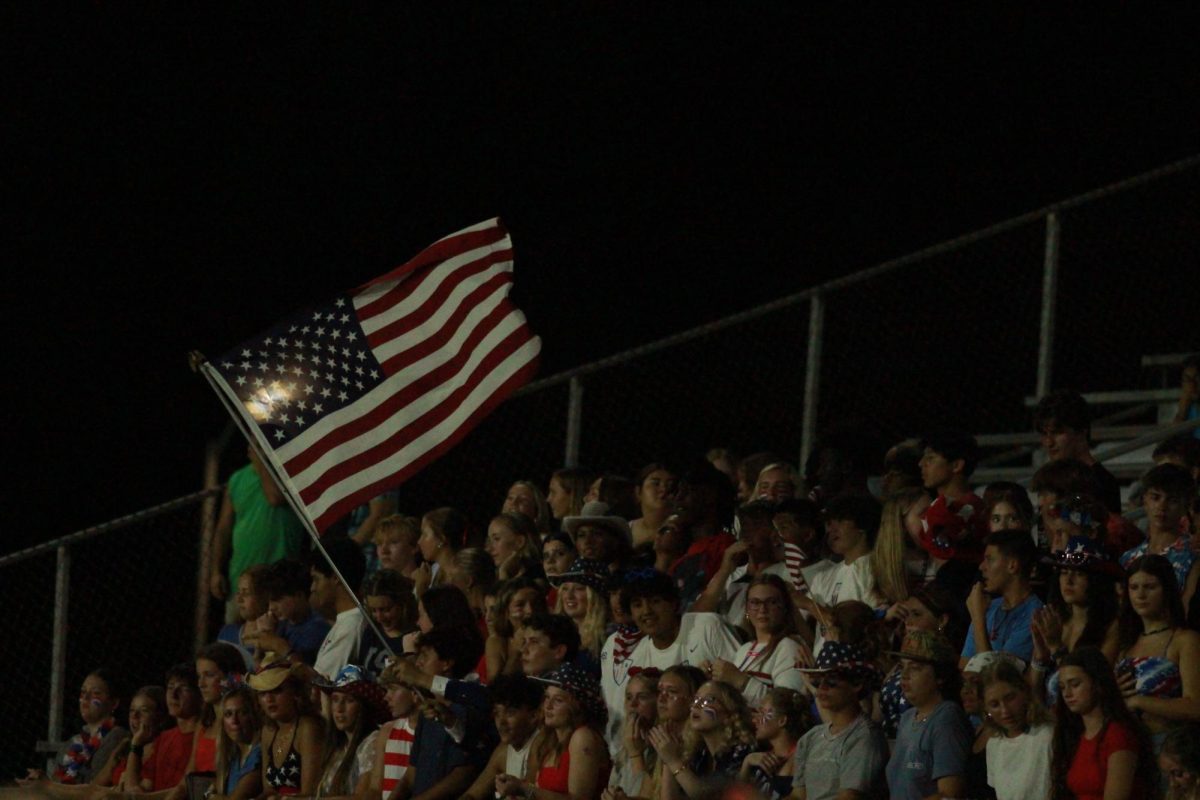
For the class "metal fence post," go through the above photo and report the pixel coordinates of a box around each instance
[801,292,824,469]
[565,377,583,468]
[47,545,70,763]
[1036,212,1060,399]
[195,439,221,650]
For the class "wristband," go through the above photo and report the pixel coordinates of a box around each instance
[130,743,144,758]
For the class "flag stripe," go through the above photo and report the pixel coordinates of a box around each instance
[307,335,541,527]
[279,291,521,474]
[364,248,512,348]
[296,317,535,502]
[355,226,510,323]
[375,269,513,372]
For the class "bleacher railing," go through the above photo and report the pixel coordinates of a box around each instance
[2,154,1197,781]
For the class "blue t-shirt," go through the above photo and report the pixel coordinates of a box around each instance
[886,701,972,800]
[960,592,1043,663]
[281,610,332,666]
[225,743,262,794]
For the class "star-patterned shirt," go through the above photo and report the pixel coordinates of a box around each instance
[1120,534,1195,591]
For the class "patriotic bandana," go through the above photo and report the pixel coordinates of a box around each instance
[53,717,116,784]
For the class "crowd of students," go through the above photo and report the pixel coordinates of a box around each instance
[15,379,1200,800]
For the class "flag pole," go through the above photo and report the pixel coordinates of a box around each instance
[197,361,398,662]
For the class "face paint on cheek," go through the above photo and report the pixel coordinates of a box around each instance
[91,699,104,708]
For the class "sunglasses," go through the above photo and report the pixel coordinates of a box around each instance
[810,676,844,689]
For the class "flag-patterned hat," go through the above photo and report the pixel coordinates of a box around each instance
[797,641,879,685]
[531,663,608,727]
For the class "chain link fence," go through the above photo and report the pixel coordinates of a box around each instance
[3,156,1197,781]
[0,493,215,781]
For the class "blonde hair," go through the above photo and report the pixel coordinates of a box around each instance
[214,686,263,793]
[979,660,1050,736]
[754,462,803,496]
[872,487,927,604]
[681,680,757,766]
[490,513,544,564]
[508,480,553,533]
[553,584,611,659]
[628,672,661,776]
[374,514,420,544]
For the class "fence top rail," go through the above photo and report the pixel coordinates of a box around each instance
[514,154,1200,396]
[0,488,222,568]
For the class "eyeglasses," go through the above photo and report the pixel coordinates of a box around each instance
[810,676,843,689]
[747,597,784,610]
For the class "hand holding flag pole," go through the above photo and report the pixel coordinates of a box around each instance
[195,218,541,670]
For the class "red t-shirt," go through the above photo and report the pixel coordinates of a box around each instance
[1065,720,1144,800]
[143,727,196,790]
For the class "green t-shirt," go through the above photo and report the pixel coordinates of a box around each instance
[228,464,306,585]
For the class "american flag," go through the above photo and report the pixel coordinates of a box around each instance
[202,218,541,532]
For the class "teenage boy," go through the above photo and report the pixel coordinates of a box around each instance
[310,536,367,680]
[692,500,791,635]
[772,497,823,585]
[461,674,544,800]
[798,493,884,656]
[599,570,647,754]
[358,570,417,680]
[607,571,739,753]
[374,514,423,579]
[667,461,739,610]
[519,613,583,677]
[371,661,421,800]
[248,558,331,666]
[394,628,489,800]
[790,642,887,800]
[961,529,1043,667]
[916,431,988,612]
[1034,390,1122,515]
[1120,464,1198,592]
[125,664,202,792]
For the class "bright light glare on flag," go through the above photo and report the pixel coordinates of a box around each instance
[243,384,294,423]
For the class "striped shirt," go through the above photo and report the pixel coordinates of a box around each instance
[381,719,416,796]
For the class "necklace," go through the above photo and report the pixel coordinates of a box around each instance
[1141,625,1172,636]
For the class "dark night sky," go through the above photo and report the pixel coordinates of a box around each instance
[8,5,1199,549]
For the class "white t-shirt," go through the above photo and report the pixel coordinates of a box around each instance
[722,561,792,633]
[803,555,882,656]
[600,627,632,751]
[626,612,741,672]
[505,737,532,778]
[315,608,365,680]
[986,722,1053,800]
[731,637,808,705]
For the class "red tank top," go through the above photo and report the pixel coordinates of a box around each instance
[536,730,609,794]
[194,730,217,773]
